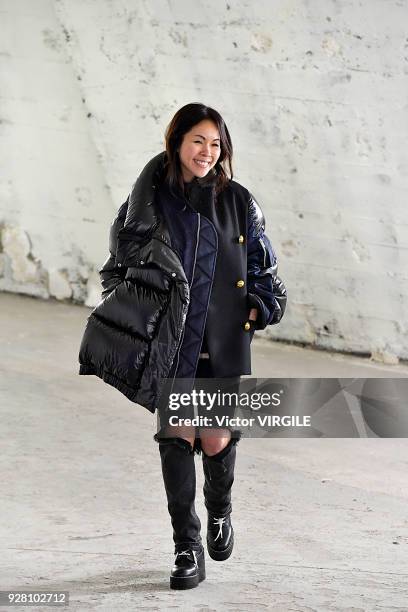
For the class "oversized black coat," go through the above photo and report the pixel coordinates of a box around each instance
[78,152,286,413]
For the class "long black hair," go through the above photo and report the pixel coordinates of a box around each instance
[164,102,233,196]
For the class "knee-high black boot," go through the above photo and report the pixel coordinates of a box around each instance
[157,436,205,589]
[202,437,239,561]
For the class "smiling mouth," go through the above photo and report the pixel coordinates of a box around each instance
[193,159,211,167]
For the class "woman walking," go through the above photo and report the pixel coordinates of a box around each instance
[79,102,286,589]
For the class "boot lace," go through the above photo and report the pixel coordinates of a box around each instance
[212,517,227,541]
[176,549,196,562]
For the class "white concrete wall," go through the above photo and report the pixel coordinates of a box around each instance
[0,0,116,305]
[1,0,407,360]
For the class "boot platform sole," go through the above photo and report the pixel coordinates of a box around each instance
[170,558,206,590]
[207,531,234,561]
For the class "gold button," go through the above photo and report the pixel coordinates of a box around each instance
[238,235,244,244]
[244,321,251,331]
[236,280,245,288]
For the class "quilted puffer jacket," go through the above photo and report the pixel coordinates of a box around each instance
[78,152,287,413]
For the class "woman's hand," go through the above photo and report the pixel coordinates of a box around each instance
[249,308,258,322]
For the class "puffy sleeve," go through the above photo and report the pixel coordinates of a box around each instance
[99,198,129,300]
[247,192,287,330]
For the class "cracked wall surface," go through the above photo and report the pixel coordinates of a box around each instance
[1,0,407,359]
[0,0,115,307]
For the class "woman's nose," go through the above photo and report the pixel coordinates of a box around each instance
[200,143,211,156]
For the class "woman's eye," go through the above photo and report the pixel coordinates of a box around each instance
[194,141,219,147]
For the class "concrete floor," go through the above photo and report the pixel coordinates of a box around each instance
[1,292,408,611]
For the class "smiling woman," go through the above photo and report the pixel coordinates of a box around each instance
[78,101,287,590]
[163,102,233,196]
[178,121,221,181]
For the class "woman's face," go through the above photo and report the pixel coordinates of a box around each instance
[178,119,221,182]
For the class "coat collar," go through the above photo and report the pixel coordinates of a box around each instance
[122,151,218,231]
[122,151,166,235]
